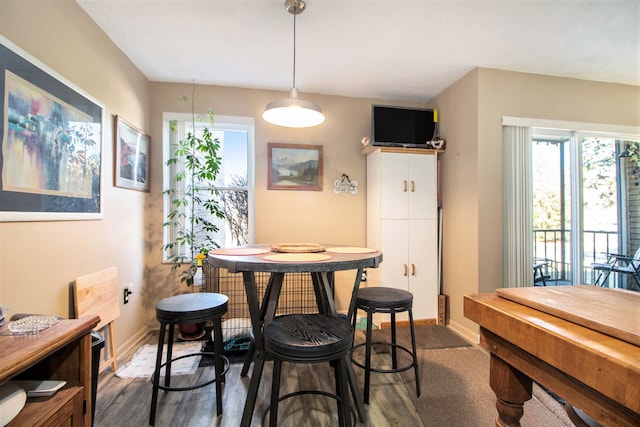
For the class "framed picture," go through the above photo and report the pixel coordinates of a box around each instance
[0,36,103,221]
[114,115,150,192]
[268,143,323,191]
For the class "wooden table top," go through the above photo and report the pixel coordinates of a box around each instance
[464,290,640,414]
[207,244,383,274]
[497,285,640,346]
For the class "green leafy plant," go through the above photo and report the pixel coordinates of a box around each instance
[623,141,640,186]
[162,86,225,286]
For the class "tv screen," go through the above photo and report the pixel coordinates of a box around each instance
[371,105,436,147]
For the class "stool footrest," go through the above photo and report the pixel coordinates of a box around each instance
[152,352,230,392]
[351,342,416,374]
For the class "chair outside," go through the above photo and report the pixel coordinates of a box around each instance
[591,247,640,290]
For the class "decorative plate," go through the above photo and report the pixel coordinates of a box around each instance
[7,315,59,335]
[270,243,326,253]
[325,247,378,254]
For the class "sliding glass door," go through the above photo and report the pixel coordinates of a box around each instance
[532,128,639,288]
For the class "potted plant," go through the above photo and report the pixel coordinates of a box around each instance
[163,86,225,338]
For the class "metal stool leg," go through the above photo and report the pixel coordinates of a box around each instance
[212,317,225,416]
[270,359,282,427]
[363,309,373,404]
[408,308,421,397]
[335,358,353,427]
[240,340,255,376]
[390,311,398,370]
[149,322,166,426]
[164,323,175,388]
[241,354,265,427]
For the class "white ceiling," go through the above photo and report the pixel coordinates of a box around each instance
[76,0,639,103]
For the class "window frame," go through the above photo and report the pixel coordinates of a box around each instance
[162,112,255,263]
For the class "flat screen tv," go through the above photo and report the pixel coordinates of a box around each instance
[371,105,436,148]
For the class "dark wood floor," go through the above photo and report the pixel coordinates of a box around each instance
[93,331,423,426]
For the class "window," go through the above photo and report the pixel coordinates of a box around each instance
[503,117,640,289]
[532,130,639,286]
[163,113,254,262]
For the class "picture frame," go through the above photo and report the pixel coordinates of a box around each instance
[114,115,150,192]
[0,36,104,222]
[268,143,323,191]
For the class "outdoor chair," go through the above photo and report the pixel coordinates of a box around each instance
[590,248,640,289]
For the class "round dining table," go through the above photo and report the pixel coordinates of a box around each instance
[207,243,383,427]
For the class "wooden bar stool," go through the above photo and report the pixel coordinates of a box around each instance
[264,314,355,427]
[351,287,421,404]
[149,293,229,426]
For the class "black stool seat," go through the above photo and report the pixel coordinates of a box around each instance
[355,287,413,310]
[265,314,353,361]
[149,293,229,425]
[156,292,228,323]
[352,286,421,404]
[264,314,354,426]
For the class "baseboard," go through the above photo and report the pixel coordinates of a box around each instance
[111,324,153,368]
[447,319,478,344]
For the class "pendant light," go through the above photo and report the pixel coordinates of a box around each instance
[262,0,325,128]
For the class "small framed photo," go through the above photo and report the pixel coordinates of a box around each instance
[114,115,150,192]
[268,143,323,191]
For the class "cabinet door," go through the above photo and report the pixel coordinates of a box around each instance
[408,154,437,220]
[408,219,438,319]
[380,219,409,290]
[380,153,409,219]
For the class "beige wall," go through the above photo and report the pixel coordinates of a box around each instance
[432,70,481,337]
[436,67,640,339]
[0,0,151,349]
[146,83,427,314]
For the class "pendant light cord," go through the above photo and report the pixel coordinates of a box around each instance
[292,11,297,89]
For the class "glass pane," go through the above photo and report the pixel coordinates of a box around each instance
[214,130,248,187]
[581,137,619,284]
[532,136,571,284]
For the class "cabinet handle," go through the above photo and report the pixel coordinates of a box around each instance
[411,180,415,192]
[411,264,415,276]
[403,264,408,276]
[403,180,407,192]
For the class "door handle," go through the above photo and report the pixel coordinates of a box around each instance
[403,264,408,276]
[403,180,407,192]
[411,180,415,192]
[411,264,415,276]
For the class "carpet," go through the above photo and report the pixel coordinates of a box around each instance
[115,342,202,379]
[404,347,572,426]
[368,324,472,351]
[363,326,573,426]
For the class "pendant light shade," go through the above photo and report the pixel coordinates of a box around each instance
[263,0,325,128]
[262,88,325,128]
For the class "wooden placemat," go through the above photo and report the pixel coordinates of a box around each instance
[211,248,270,256]
[496,285,640,346]
[326,246,378,254]
[270,243,326,253]
[263,253,332,262]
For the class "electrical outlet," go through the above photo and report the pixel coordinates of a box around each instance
[361,269,367,282]
[123,288,132,304]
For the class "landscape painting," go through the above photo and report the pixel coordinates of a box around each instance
[268,143,323,191]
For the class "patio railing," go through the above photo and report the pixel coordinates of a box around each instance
[533,228,618,285]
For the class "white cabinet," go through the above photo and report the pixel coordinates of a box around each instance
[366,148,438,321]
